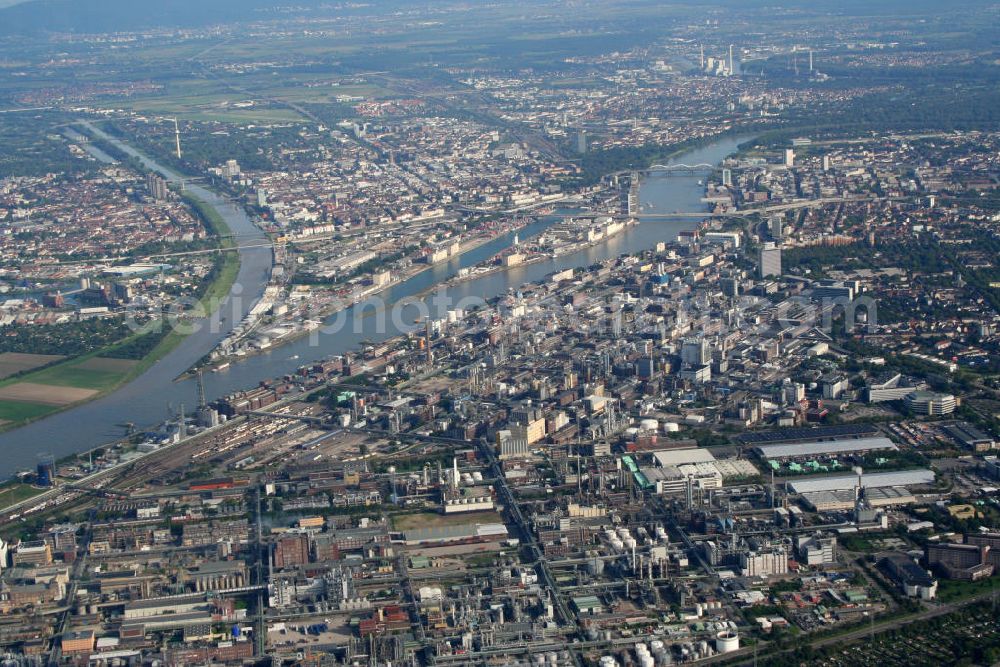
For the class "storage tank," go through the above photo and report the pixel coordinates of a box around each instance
[640,419,659,431]
[715,631,739,654]
[663,422,680,433]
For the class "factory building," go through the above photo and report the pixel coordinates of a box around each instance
[879,553,937,599]
[796,534,837,566]
[740,548,789,578]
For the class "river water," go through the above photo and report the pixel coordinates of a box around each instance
[0,132,749,478]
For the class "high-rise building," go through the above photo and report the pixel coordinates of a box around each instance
[783,148,795,168]
[576,130,588,154]
[681,338,711,367]
[769,216,783,239]
[721,168,732,187]
[822,154,831,172]
[256,189,268,208]
[223,159,241,180]
[627,173,640,216]
[146,172,168,201]
[759,242,782,278]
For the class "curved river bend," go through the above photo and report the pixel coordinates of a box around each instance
[0,132,749,478]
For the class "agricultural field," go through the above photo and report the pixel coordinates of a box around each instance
[0,352,65,380]
[0,356,139,430]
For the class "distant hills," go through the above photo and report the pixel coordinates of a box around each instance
[0,0,375,35]
[0,0,990,37]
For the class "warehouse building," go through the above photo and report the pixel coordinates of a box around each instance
[800,486,915,512]
[787,469,934,494]
[756,437,897,461]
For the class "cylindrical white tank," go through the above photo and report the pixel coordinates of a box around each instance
[715,631,739,654]
[640,418,658,431]
[663,422,680,433]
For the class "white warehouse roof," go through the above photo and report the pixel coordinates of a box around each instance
[757,437,897,460]
[788,469,934,494]
[653,448,717,467]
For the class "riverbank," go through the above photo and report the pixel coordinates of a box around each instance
[0,131,750,479]
[0,190,242,433]
[194,212,547,371]
[444,215,636,287]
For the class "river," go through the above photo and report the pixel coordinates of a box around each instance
[0,131,749,478]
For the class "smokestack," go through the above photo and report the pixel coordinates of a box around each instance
[453,457,459,490]
[425,320,433,365]
[809,50,814,73]
[729,44,734,75]
[700,44,705,69]
[173,118,182,159]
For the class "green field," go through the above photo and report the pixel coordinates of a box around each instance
[0,481,45,511]
[0,401,59,424]
[26,363,127,392]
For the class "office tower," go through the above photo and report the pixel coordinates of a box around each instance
[759,242,782,278]
[770,216,783,240]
